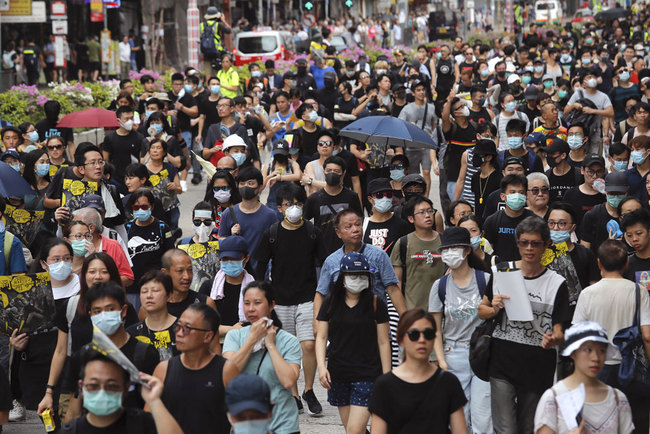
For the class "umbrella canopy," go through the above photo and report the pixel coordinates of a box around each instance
[594,7,630,20]
[57,108,120,129]
[340,116,438,149]
[0,161,35,197]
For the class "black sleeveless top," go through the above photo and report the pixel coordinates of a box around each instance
[162,355,229,434]
[167,291,208,318]
[446,122,477,181]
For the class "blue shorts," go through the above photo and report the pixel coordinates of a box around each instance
[327,380,374,407]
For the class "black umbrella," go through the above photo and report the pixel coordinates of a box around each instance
[0,161,34,197]
[594,7,631,20]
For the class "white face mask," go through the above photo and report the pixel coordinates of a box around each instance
[344,275,369,294]
[193,222,215,243]
[285,205,302,224]
[121,120,134,131]
[440,247,466,269]
[214,189,231,203]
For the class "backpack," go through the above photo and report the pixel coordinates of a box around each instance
[23,49,38,70]
[437,269,487,306]
[200,21,219,57]
[564,90,599,134]
[496,149,536,171]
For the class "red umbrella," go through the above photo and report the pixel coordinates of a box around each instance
[57,108,120,128]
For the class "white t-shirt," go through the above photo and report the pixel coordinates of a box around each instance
[573,278,650,364]
[52,274,80,300]
[118,42,131,62]
[534,381,633,434]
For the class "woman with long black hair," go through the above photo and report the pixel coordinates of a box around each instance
[203,169,241,233]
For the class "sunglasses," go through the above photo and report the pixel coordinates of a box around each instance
[318,140,333,147]
[373,191,393,199]
[132,204,150,211]
[516,240,545,248]
[406,328,436,342]
[47,145,64,150]
[390,164,404,170]
[213,186,229,192]
[193,219,214,226]
[528,187,549,195]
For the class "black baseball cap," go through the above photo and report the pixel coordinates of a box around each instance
[583,153,606,168]
[368,178,392,195]
[541,137,570,155]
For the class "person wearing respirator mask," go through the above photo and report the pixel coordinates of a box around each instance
[191,206,217,244]
[442,92,475,200]
[63,221,97,275]
[225,374,275,434]
[428,226,493,433]
[363,178,411,256]
[315,252,391,434]
[205,168,240,233]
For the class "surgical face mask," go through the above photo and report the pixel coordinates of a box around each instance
[121,120,134,131]
[71,240,88,257]
[344,275,369,294]
[373,197,392,213]
[524,66,534,73]
[619,71,631,82]
[507,136,523,149]
[133,208,152,221]
[607,194,625,208]
[48,260,72,281]
[440,247,466,269]
[376,69,387,75]
[230,418,271,434]
[91,310,123,335]
[436,52,442,59]
[480,69,489,77]
[631,150,647,165]
[586,78,598,88]
[506,192,526,210]
[390,168,405,181]
[184,84,194,93]
[601,55,609,63]
[144,110,154,119]
[543,80,554,89]
[231,152,247,167]
[285,205,303,223]
[582,57,591,65]
[308,110,318,123]
[470,235,482,250]
[456,105,470,117]
[325,172,341,186]
[193,221,215,243]
[239,186,258,200]
[561,54,571,63]
[550,230,571,244]
[586,38,594,45]
[505,101,517,112]
[221,260,244,277]
[36,163,50,177]
[332,149,340,156]
[534,66,544,74]
[9,163,20,172]
[613,160,629,172]
[28,131,39,143]
[558,90,568,99]
[522,76,532,84]
[83,389,123,417]
[152,123,163,135]
[214,189,231,203]
[567,136,583,150]
[211,85,221,94]
[251,70,262,77]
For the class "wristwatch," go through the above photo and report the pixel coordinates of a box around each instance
[307,178,313,186]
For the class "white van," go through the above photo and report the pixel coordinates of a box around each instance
[535,0,563,24]
[234,30,296,66]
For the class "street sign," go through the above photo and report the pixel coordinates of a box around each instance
[54,35,67,68]
[0,1,9,13]
[304,1,314,10]
[1,1,46,22]
[0,0,30,15]
[52,20,68,34]
[302,12,316,26]
[51,1,66,15]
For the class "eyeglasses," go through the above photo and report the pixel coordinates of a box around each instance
[567,133,584,138]
[173,323,211,335]
[47,145,64,150]
[528,187,549,195]
[281,201,303,207]
[213,186,229,192]
[69,233,93,241]
[516,240,546,248]
[414,209,435,216]
[48,255,73,264]
[83,383,123,393]
[193,219,214,226]
[373,191,393,199]
[584,168,606,177]
[390,164,404,170]
[406,328,436,341]
[132,204,151,211]
[548,220,571,229]
[84,160,105,167]
[217,104,232,109]
[318,140,333,147]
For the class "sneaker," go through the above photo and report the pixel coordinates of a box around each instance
[180,180,188,192]
[191,174,203,185]
[302,389,323,416]
[8,400,25,422]
[294,396,304,414]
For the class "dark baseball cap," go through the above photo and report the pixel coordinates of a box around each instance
[79,194,105,213]
[367,178,392,195]
[402,174,426,188]
[583,153,606,168]
[605,172,629,194]
[219,236,249,259]
[392,83,405,92]
[503,155,526,168]
[0,150,20,162]
[225,374,272,417]
[296,58,308,65]
[525,132,547,146]
[283,71,296,80]
[541,137,570,155]
[524,86,539,101]
[272,139,290,156]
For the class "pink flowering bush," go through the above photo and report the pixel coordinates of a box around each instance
[129,68,166,94]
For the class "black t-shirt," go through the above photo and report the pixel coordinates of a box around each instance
[102,130,147,185]
[216,282,242,326]
[63,409,157,434]
[167,291,209,318]
[580,203,616,252]
[318,88,338,117]
[317,292,389,381]
[563,187,605,224]
[35,118,73,144]
[546,166,580,202]
[446,122,476,182]
[198,97,221,136]
[435,58,455,98]
[369,369,467,434]
[570,244,601,290]
[468,107,492,127]
[363,214,412,256]
[481,188,506,220]
[46,166,80,201]
[253,222,326,306]
[519,104,541,128]
[294,126,323,158]
[304,187,364,256]
[338,149,360,190]
[623,255,650,289]
[0,367,11,411]
[242,116,265,147]
[126,320,180,361]
[471,170,502,218]
[168,92,197,132]
[483,209,535,261]
[126,219,174,294]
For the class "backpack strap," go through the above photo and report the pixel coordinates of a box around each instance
[475,269,487,297]
[305,220,317,240]
[66,295,80,357]
[438,274,449,306]
[399,235,409,291]
[229,205,239,226]
[3,231,13,272]
[268,222,280,244]
[133,340,150,369]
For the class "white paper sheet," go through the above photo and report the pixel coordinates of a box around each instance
[493,270,534,322]
[556,383,585,430]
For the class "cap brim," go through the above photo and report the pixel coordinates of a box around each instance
[227,400,271,417]
[273,149,289,156]
[561,335,620,359]
[438,243,472,252]
[219,250,245,259]
[605,187,628,194]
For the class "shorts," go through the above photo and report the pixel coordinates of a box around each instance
[274,302,314,342]
[405,147,431,171]
[327,380,374,407]
[89,61,100,72]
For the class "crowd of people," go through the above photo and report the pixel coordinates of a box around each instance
[2,4,650,434]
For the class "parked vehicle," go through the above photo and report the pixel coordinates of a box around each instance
[571,7,594,24]
[428,10,458,40]
[233,30,296,66]
[535,0,563,24]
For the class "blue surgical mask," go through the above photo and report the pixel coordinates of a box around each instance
[619,71,631,82]
[308,110,318,123]
[211,85,221,94]
[36,163,50,177]
[480,69,489,77]
[550,230,571,244]
[390,168,405,181]
[507,136,523,149]
[332,149,340,156]
[152,123,163,135]
[558,90,568,99]
[231,152,246,167]
[10,164,20,172]
[231,419,271,434]
[221,260,244,277]
[133,208,152,221]
[631,150,647,165]
[524,66,534,73]
[374,197,393,213]
[505,101,517,112]
[582,58,591,65]
[91,310,123,335]
[28,131,39,143]
[522,76,532,84]
[567,136,583,150]
[613,160,628,172]
[506,192,526,210]
[48,260,72,281]
[83,389,123,417]
[71,239,88,257]
[586,38,593,44]
[543,80,554,89]
[251,70,262,77]
[144,110,154,119]
[607,194,625,208]
[470,235,482,250]
[184,84,194,93]
[534,66,544,74]
[436,52,442,59]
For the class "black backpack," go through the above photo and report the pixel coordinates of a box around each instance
[200,21,219,57]
[564,90,598,133]
[23,50,38,70]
